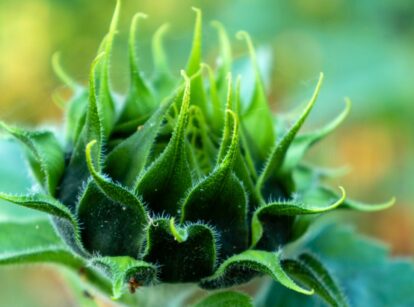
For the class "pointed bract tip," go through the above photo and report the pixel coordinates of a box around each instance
[109,0,122,33]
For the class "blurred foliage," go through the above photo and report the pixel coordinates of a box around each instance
[0,0,413,305]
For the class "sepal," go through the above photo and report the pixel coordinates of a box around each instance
[143,218,217,282]
[200,249,313,295]
[0,123,64,196]
[92,256,158,299]
[282,253,349,307]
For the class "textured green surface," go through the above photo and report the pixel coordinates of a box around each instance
[0,1,410,305]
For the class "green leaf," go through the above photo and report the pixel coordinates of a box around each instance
[136,73,192,216]
[293,163,350,192]
[51,52,78,90]
[214,81,261,207]
[181,111,249,258]
[143,218,216,283]
[202,63,222,133]
[0,193,77,225]
[251,187,346,249]
[151,23,175,98]
[186,7,203,76]
[92,256,157,299]
[0,140,40,218]
[0,193,88,256]
[200,250,313,295]
[0,219,112,296]
[256,73,324,193]
[64,90,88,146]
[188,104,218,170]
[86,141,148,228]
[95,0,120,137]
[76,141,148,257]
[0,124,64,196]
[282,253,349,307]
[211,21,232,96]
[263,225,414,307]
[308,186,395,212]
[58,54,103,210]
[281,99,351,174]
[118,13,155,124]
[186,7,208,115]
[194,291,253,307]
[0,219,61,251]
[236,31,275,160]
[106,96,174,187]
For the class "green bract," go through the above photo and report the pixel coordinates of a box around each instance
[0,2,398,305]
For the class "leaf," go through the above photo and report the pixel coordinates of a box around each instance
[200,249,313,295]
[256,73,324,192]
[151,23,175,98]
[186,7,203,76]
[92,256,157,299]
[202,63,223,133]
[143,218,216,283]
[251,187,346,249]
[194,291,253,307]
[211,21,232,96]
[0,219,112,296]
[0,193,88,257]
[118,13,156,124]
[293,163,350,192]
[0,219,61,251]
[181,110,249,258]
[106,96,174,187]
[236,31,275,160]
[186,7,208,115]
[282,253,349,307]
[51,52,78,90]
[95,0,120,137]
[58,54,103,211]
[0,123,64,196]
[64,90,88,146]
[187,104,217,175]
[0,140,43,219]
[262,225,414,307]
[76,141,148,257]
[281,99,351,174]
[136,72,192,216]
[307,186,395,212]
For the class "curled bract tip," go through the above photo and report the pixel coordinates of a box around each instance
[337,186,347,204]
[86,140,98,157]
[344,97,352,109]
[133,12,148,20]
[169,217,188,243]
[192,7,202,14]
[180,70,190,81]
[236,30,249,41]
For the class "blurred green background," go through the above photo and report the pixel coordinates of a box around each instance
[1,0,413,305]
